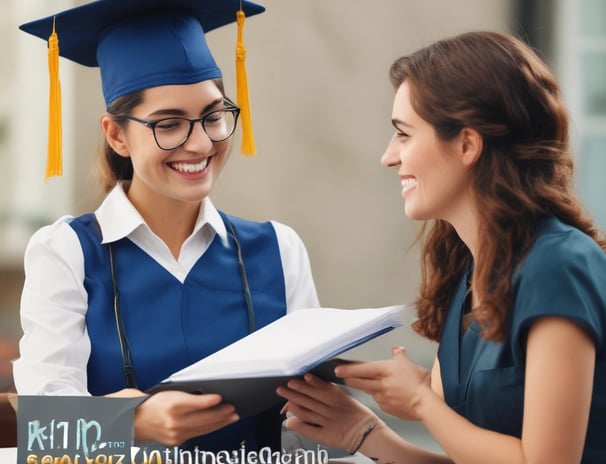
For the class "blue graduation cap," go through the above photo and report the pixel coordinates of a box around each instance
[20,0,265,180]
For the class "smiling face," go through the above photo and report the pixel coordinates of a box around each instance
[102,80,232,211]
[381,81,477,226]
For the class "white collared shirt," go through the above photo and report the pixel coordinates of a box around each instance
[13,183,319,395]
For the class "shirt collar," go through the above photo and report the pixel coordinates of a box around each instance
[198,195,229,246]
[95,182,228,245]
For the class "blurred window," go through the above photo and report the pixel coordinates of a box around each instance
[556,0,606,229]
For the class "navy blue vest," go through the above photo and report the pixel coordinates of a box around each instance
[69,212,286,451]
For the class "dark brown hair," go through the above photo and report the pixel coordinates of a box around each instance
[97,78,226,193]
[389,31,606,341]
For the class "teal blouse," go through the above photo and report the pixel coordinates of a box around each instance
[438,217,606,463]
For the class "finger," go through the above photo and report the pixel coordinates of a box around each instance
[280,400,327,427]
[204,408,240,429]
[391,345,406,356]
[186,404,240,433]
[179,392,225,410]
[280,402,289,415]
[106,388,147,399]
[334,360,388,379]
[342,376,383,394]
[279,377,336,408]
[292,374,328,390]
[167,394,234,422]
[276,385,331,418]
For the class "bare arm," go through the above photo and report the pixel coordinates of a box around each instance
[341,316,594,464]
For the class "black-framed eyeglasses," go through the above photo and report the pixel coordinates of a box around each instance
[120,102,240,151]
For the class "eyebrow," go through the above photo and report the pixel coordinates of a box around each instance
[391,118,413,130]
[146,97,225,118]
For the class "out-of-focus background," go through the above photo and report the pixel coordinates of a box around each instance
[1,0,605,450]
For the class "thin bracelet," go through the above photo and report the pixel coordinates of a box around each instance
[349,421,378,455]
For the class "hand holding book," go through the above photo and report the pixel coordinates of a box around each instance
[148,305,403,417]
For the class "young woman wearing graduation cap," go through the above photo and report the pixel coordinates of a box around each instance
[14,0,319,452]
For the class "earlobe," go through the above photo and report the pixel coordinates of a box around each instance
[459,127,483,167]
[101,115,130,158]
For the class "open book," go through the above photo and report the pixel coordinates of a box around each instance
[148,305,403,417]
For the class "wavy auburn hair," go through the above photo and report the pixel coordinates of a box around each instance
[390,31,606,342]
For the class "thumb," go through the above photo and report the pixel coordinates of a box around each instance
[391,345,406,357]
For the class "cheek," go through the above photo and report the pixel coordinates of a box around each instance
[432,163,471,203]
[214,141,232,165]
[417,149,467,193]
[126,144,167,173]
[124,125,163,152]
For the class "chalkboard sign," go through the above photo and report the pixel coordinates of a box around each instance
[17,396,144,464]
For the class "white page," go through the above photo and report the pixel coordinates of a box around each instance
[166,305,403,382]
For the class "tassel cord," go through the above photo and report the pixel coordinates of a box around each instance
[235,10,256,155]
[46,17,62,180]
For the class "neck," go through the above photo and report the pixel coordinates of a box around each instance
[448,205,480,263]
[126,184,203,260]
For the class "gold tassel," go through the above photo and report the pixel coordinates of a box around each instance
[46,17,62,180]
[235,9,255,155]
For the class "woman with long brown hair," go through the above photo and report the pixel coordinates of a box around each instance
[278,31,606,463]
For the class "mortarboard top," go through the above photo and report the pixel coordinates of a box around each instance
[20,0,264,180]
[19,0,265,105]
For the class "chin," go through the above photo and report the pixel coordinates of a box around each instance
[404,203,418,219]
[404,207,430,222]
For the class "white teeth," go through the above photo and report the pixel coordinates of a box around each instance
[171,158,208,173]
[401,178,417,192]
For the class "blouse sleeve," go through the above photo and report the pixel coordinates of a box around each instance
[270,221,320,312]
[12,216,92,395]
[511,230,606,361]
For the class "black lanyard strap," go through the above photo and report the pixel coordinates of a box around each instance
[108,242,138,389]
[225,217,256,334]
[107,215,256,390]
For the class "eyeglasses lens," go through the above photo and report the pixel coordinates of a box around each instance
[154,110,237,149]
